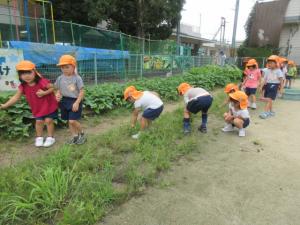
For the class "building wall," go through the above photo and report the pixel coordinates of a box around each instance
[248,0,290,47]
[279,0,300,64]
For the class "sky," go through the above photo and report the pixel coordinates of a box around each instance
[181,0,257,42]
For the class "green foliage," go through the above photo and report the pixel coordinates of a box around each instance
[53,0,185,39]
[0,95,32,139]
[237,44,279,57]
[0,65,241,139]
[0,90,228,224]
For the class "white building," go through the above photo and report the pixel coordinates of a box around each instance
[279,0,300,64]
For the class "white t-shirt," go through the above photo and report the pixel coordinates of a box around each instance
[134,91,163,110]
[184,88,210,104]
[230,106,250,119]
[263,68,283,84]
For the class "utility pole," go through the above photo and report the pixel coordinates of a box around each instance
[176,17,181,55]
[231,0,240,56]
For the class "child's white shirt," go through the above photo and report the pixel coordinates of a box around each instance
[134,91,163,110]
[230,106,250,119]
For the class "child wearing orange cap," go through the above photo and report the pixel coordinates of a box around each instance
[221,83,238,131]
[222,91,250,137]
[242,59,261,109]
[259,55,284,119]
[0,60,58,147]
[279,57,288,97]
[285,60,297,89]
[177,83,213,134]
[221,83,239,107]
[55,55,86,144]
[124,86,164,139]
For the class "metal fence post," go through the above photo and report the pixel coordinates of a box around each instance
[94,53,98,85]
[140,54,143,79]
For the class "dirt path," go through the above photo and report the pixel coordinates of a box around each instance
[98,83,300,225]
[0,102,181,167]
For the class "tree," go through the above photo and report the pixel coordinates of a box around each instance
[52,0,185,39]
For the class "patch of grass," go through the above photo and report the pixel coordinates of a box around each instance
[0,107,201,225]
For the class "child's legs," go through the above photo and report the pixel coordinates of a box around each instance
[264,98,272,112]
[250,94,256,103]
[224,113,234,123]
[69,120,82,136]
[44,118,55,137]
[141,117,151,130]
[35,120,44,137]
[233,118,244,129]
[184,107,191,119]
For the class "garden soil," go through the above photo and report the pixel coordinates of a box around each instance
[98,83,300,225]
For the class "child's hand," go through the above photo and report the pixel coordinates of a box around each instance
[56,92,62,102]
[0,104,5,110]
[131,123,135,128]
[36,89,46,98]
[72,102,79,112]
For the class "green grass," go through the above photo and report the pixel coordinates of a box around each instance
[0,89,228,225]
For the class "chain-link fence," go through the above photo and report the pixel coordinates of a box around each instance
[0,13,192,55]
[26,51,215,84]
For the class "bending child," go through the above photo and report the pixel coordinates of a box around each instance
[124,86,164,139]
[177,83,213,134]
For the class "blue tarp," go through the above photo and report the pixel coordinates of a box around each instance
[9,41,129,66]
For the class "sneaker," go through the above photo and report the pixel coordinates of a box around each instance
[238,128,246,137]
[222,124,234,132]
[76,133,87,145]
[132,132,140,139]
[183,123,191,135]
[198,125,207,133]
[66,136,79,145]
[43,137,55,147]
[269,111,275,117]
[251,103,257,109]
[259,112,270,119]
[35,137,44,147]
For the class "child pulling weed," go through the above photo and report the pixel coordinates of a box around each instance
[124,86,164,139]
[55,55,86,145]
[178,82,213,134]
[0,61,58,147]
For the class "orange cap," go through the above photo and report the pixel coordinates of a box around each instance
[224,83,239,93]
[267,55,279,63]
[177,82,192,95]
[288,60,296,66]
[246,59,258,68]
[279,57,288,64]
[16,60,36,71]
[130,90,143,100]
[57,55,77,67]
[124,86,137,100]
[229,91,248,110]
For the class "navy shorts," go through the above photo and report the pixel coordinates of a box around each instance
[187,95,213,114]
[286,76,293,80]
[142,105,164,120]
[264,83,280,100]
[35,110,58,121]
[243,118,250,128]
[245,87,257,96]
[59,97,83,121]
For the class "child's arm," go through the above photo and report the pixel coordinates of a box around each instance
[72,88,84,112]
[36,83,54,98]
[0,90,22,109]
[131,108,140,128]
